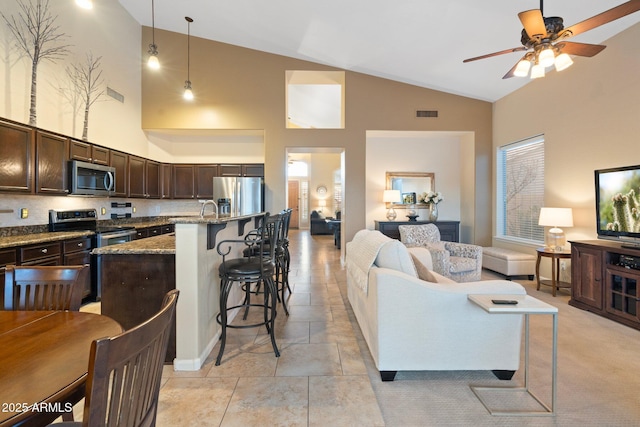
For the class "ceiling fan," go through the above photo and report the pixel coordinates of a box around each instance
[463,0,640,79]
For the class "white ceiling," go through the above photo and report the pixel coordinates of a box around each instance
[119,0,640,102]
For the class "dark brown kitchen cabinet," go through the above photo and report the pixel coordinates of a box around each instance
[242,164,264,177]
[161,163,172,199]
[146,160,161,198]
[128,155,146,198]
[109,150,128,197]
[35,131,69,195]
[100,252,176,362]
[219,164,264,177]
[20,241,62,266]
[69,139,109,165]
[62,236,93,299]
[172,164,195,199]
[195,164,218,199]
[0,119,34,193]
[219,164,242,177]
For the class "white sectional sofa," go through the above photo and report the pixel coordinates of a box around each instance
[346,229,527,381]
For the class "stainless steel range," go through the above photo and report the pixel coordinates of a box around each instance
[49,208,137,300]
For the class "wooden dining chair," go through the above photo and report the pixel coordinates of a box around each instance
[4,265,89,311]
[51,289,179,427]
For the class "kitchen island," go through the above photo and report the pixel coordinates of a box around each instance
[94,212,266,370]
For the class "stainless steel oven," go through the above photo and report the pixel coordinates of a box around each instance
[49,209,136,300]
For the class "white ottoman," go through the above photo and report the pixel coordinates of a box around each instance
[482,247,535,280]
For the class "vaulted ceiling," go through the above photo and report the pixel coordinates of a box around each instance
[119,0,640,102]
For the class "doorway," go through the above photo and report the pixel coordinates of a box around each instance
[287,180,300,229]
[286,148,344,246]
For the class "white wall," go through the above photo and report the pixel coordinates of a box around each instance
[0,1,148,157]
[365,131,476,242]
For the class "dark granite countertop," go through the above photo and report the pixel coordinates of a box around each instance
[0,231,94,249]
[92,233,175,255]
[170,212,265,224]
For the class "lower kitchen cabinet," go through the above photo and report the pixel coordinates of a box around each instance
[99,253,176,362]
[62,236,93,299]
[20,241,62,266]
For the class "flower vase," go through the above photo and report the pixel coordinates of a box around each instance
[428,204,438,222]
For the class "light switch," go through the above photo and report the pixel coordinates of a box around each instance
[20,208,28,219]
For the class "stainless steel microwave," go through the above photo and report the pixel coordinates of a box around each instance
[69,160,116,196]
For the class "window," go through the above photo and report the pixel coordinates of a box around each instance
[285,70,345,129]
[497,135,545,243]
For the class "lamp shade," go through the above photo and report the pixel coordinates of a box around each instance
[383,190,401,203]
[538,207,574,227]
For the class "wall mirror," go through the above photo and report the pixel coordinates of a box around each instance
[385,172,435,208]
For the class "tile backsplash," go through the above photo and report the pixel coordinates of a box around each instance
[0,194,202,228]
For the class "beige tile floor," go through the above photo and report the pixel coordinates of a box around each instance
[155,230,385,426]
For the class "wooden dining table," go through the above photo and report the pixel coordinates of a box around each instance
[0,310,122,427]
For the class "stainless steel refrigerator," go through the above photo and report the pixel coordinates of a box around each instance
[212,177,264,216]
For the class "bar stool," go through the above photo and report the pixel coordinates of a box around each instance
[215,212,282,365]
[242,209,291,316]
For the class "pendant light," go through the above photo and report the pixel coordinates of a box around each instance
[183,17,194,101]
[147,0,160,70]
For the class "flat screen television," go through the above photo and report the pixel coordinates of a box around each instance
[595,164,640,247]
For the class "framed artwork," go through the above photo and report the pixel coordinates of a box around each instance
[402,192,416,204]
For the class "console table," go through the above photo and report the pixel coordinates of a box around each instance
[570,240,640,331]
[374,220,460,242]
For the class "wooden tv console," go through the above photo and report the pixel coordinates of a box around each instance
[570,240,640,330]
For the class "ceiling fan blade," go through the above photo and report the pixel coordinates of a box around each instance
[518,9,547,39]
[562,0,640,38]
[558,41,607,57]
[463,46,528,63]
[502,55,528,79]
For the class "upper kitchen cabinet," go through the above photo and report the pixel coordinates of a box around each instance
[161,164,172,199]
[69,139,109,165]
[242,164,264,177]
[0,119,34,193]
[219,164,242,177]
[146,160,161,199]
[109,150,128,197]
[35,130,69,195]
[172,164,195,199]
[195,164,219,199]
[128,155,146,198]
[219,164,264,177]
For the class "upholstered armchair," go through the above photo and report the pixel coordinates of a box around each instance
[399,224,482,282]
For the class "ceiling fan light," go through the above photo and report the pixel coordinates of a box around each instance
[75,0,93,9]
[539,47,555,68]
[554,53,574,72]
[514,60,532,77]
[530,63,545,79]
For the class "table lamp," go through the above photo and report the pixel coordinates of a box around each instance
[538,207,573,252]
[383,190,401,220]
[318,199,326,213]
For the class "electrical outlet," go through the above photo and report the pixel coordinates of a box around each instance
[101,207,107,215]
[20,208,28,219]
[560,261,566,271]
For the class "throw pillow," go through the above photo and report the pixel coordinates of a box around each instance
[410,252,438,282]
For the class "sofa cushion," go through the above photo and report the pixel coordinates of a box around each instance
[375,240,417,278]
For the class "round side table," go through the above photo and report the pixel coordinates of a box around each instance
[535,248,572,297]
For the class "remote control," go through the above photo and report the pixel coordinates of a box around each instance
[491,299,518,305]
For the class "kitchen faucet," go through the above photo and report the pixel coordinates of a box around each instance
[199,200,219,218]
